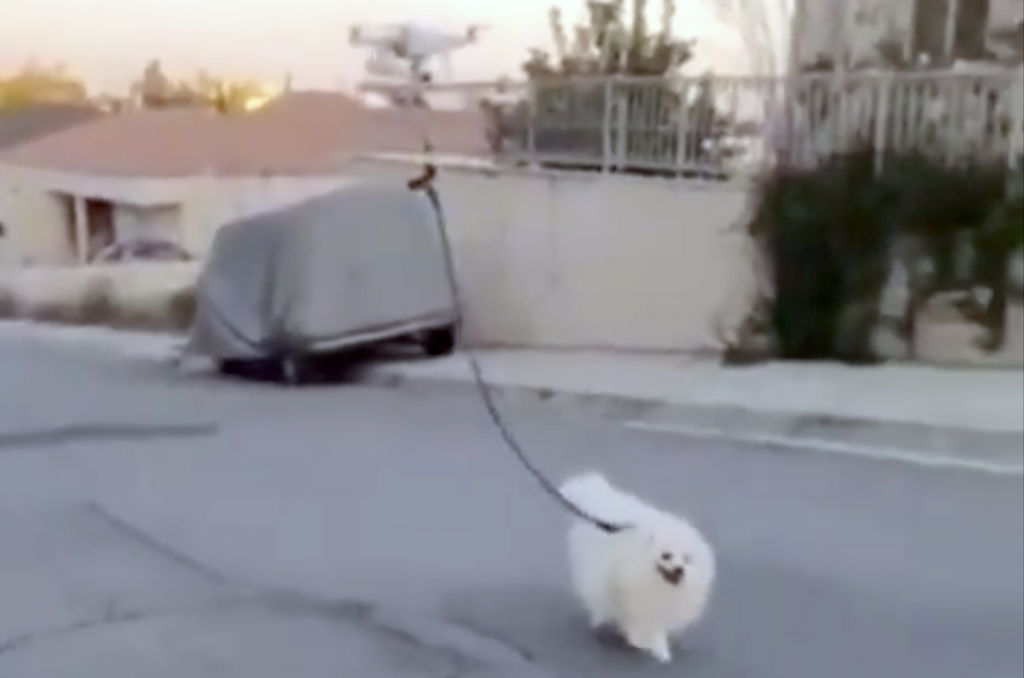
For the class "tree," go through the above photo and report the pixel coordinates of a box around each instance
[130,59,184,108]
[130,60,272,112]
[0,60,89,109]
[176,69,274,112]
[523,0,693,76]
[488,0,736,177]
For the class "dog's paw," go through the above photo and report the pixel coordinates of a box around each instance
[647,639,672,664]
[587,610,610,629]
[624,628,672,664]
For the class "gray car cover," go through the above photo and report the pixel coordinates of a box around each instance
[184,179,458,361]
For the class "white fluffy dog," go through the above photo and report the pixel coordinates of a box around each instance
[559,472,715,664]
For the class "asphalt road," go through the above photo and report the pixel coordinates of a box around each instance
[1,339,1021,678]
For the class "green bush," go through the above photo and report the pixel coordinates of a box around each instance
[739,147,1021,364]
[745,146,893,362]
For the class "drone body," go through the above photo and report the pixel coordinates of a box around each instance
[350,20,486,104]
[349,21,485,67]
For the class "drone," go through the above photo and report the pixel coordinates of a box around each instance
[349,21,487,83]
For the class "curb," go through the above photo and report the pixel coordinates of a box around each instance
[361,366,1024,476]
[3,321,1020,475]
[0,320,183,360]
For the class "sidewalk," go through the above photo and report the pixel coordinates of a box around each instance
[2,321,1021,472]
[364,349,1024,474]
[366,349,1023,433]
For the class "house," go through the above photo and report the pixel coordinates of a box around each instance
[0,103,103,151]
[0,91,491,265]
[0,103,103,264]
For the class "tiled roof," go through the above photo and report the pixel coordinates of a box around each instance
[0,103,103,151]
[0,91,493,176]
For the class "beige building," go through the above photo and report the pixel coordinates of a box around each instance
[793,0,1022,69]
[0,92,490,266]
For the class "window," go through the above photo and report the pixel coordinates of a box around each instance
[912,0,991,64]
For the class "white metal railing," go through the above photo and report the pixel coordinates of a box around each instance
[402,70,1024,179]
[481,75,783,178]
[777,69,1024,172]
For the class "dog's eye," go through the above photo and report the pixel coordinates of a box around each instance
[660,552,672,561]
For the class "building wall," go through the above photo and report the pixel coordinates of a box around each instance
[793,0,1022,68]
[0,165,192,266]
[0,168,74,265]
[0,166,349,261]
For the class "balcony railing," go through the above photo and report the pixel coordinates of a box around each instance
[395,69,1024,179]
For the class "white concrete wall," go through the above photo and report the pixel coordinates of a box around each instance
[0,170,73,265]
[346,158,757,353]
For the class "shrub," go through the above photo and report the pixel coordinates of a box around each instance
[736,146,1020,364]
[744,146,893,362]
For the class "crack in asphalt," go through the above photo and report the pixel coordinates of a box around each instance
[252,591,537,672]
[438,615,538,663]
[0,422,219,452]
[0,599,240,659]
[84,502,236,588]
[0,501,540,675]
[0,595,545,677]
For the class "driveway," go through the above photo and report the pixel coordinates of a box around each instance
[1,338,1021,677]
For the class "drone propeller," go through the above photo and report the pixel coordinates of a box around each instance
[466,23,489,40]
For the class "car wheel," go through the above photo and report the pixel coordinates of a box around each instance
[421,326,456,357]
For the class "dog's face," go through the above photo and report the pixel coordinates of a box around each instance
[644,530,693,587]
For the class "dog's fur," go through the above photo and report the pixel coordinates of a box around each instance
[560,472,715,663]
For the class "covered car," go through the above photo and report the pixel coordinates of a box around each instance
[183,177,459,381]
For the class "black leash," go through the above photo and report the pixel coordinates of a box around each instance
[407,164,626,534]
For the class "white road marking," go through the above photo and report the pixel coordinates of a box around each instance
[624,421,1024,476]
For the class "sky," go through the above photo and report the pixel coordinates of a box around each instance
[0,0,770,92]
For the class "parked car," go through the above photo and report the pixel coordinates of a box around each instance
[93,238,193,263]
[184,175,459,385]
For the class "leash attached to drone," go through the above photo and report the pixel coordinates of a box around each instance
[406,163,626,535]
